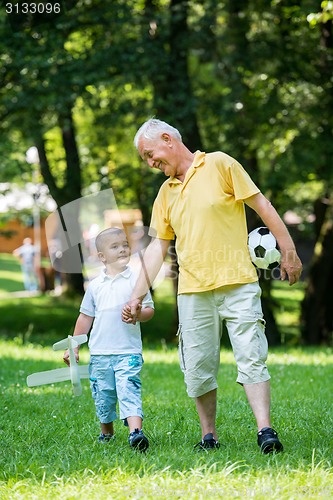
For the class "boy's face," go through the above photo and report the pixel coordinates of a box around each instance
[98,232,130,269]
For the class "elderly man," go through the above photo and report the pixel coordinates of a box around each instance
[123,118,302,453]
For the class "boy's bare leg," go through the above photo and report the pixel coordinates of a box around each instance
[127,416,143,432]
[100,422,114,435]
[127,415,149,450]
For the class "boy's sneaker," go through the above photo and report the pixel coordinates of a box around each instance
[98,433,114,443]
[194,433,220,450]
[258,427,283,454]
[128,428,149,451]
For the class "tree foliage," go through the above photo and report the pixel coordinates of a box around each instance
[0,0,332,342]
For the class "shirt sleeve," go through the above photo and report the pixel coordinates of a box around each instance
[142,289,154,310]
[148,196,175,240]
[229,161,260,201]
[79,286,95,317]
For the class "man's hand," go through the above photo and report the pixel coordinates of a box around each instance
[280,250,302,285]
[122,299,142,325]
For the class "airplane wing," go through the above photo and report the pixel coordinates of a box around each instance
[77,365,90,378]
[26,365,89,387]
[27,367,71,386]
[53,334,88,351]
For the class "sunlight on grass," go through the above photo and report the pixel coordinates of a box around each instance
[2,340,333,376]
[1,459,332,499]
[0,270,24,294]
[269,348,333,366]
[0,253,24,291]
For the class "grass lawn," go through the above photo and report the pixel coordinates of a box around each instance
[0,253,25,293]
[0,253,332,497]
[0,252,305,347]
[0,253,177,346]
[0,341,332,499]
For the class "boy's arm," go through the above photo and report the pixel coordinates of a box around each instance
[63,312,94,366]
[138,306,154,322]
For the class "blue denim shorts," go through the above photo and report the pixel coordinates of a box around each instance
[89,354,144,424]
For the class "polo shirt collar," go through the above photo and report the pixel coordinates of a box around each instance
[168,150,205,186]
[100,265,131,282]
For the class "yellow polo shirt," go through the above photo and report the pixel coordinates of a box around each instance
[149,151,260,293]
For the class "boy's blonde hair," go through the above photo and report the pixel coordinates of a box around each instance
[95,227,126,252]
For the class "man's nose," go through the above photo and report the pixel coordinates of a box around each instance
[147,158,154,169]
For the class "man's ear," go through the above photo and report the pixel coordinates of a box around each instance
[161,133,171,143]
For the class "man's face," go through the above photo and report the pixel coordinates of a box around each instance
[138,134,177,177]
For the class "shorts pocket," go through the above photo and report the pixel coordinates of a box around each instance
[177,324,186,371]
[257,318,268,363]
[90,378,98,401]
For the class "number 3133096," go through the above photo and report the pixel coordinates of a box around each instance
[6,3,61,14]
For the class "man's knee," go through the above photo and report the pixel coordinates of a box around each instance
[184,373,218,398]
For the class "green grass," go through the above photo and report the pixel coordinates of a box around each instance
[271,280,305,344]
[0,253,332,498]
[0,281,176,348]
[0,293,81,345]
[0,341,332,499]
[0,253,177,346]
[0,253,25,293]
[0,252,305,347]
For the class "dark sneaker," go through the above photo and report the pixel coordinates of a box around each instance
[98,433,114,443]
[194,433,220,450]
[128,428,149,451]
[258,427,283,454]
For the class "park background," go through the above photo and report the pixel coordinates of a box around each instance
[0,1,332,498]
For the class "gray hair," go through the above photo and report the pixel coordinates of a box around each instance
[133,118,182,150]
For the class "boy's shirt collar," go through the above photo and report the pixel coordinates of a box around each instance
[100,265,131,281]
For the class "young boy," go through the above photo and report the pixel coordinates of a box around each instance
[63,227,154,451]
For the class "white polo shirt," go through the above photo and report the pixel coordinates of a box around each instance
[80,266,154,355]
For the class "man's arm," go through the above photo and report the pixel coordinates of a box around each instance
[245,192,302,285]
[126,237,170,322]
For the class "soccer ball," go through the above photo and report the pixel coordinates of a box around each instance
[248,227,281,270]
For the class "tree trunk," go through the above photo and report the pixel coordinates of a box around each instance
[301,197,333,344]
[36,109,84,296]
[167,0,202,150]
[301,12,333,345]
[144,0,202,150]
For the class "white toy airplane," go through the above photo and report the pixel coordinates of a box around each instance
[26,334,90,396]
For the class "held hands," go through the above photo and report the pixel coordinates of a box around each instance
[122,299,142,325]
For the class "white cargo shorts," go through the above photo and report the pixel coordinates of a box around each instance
[177,282,270,398]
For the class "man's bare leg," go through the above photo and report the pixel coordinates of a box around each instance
[244,380,283,453]
[243,380,271,430]
[195,388,218,440]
